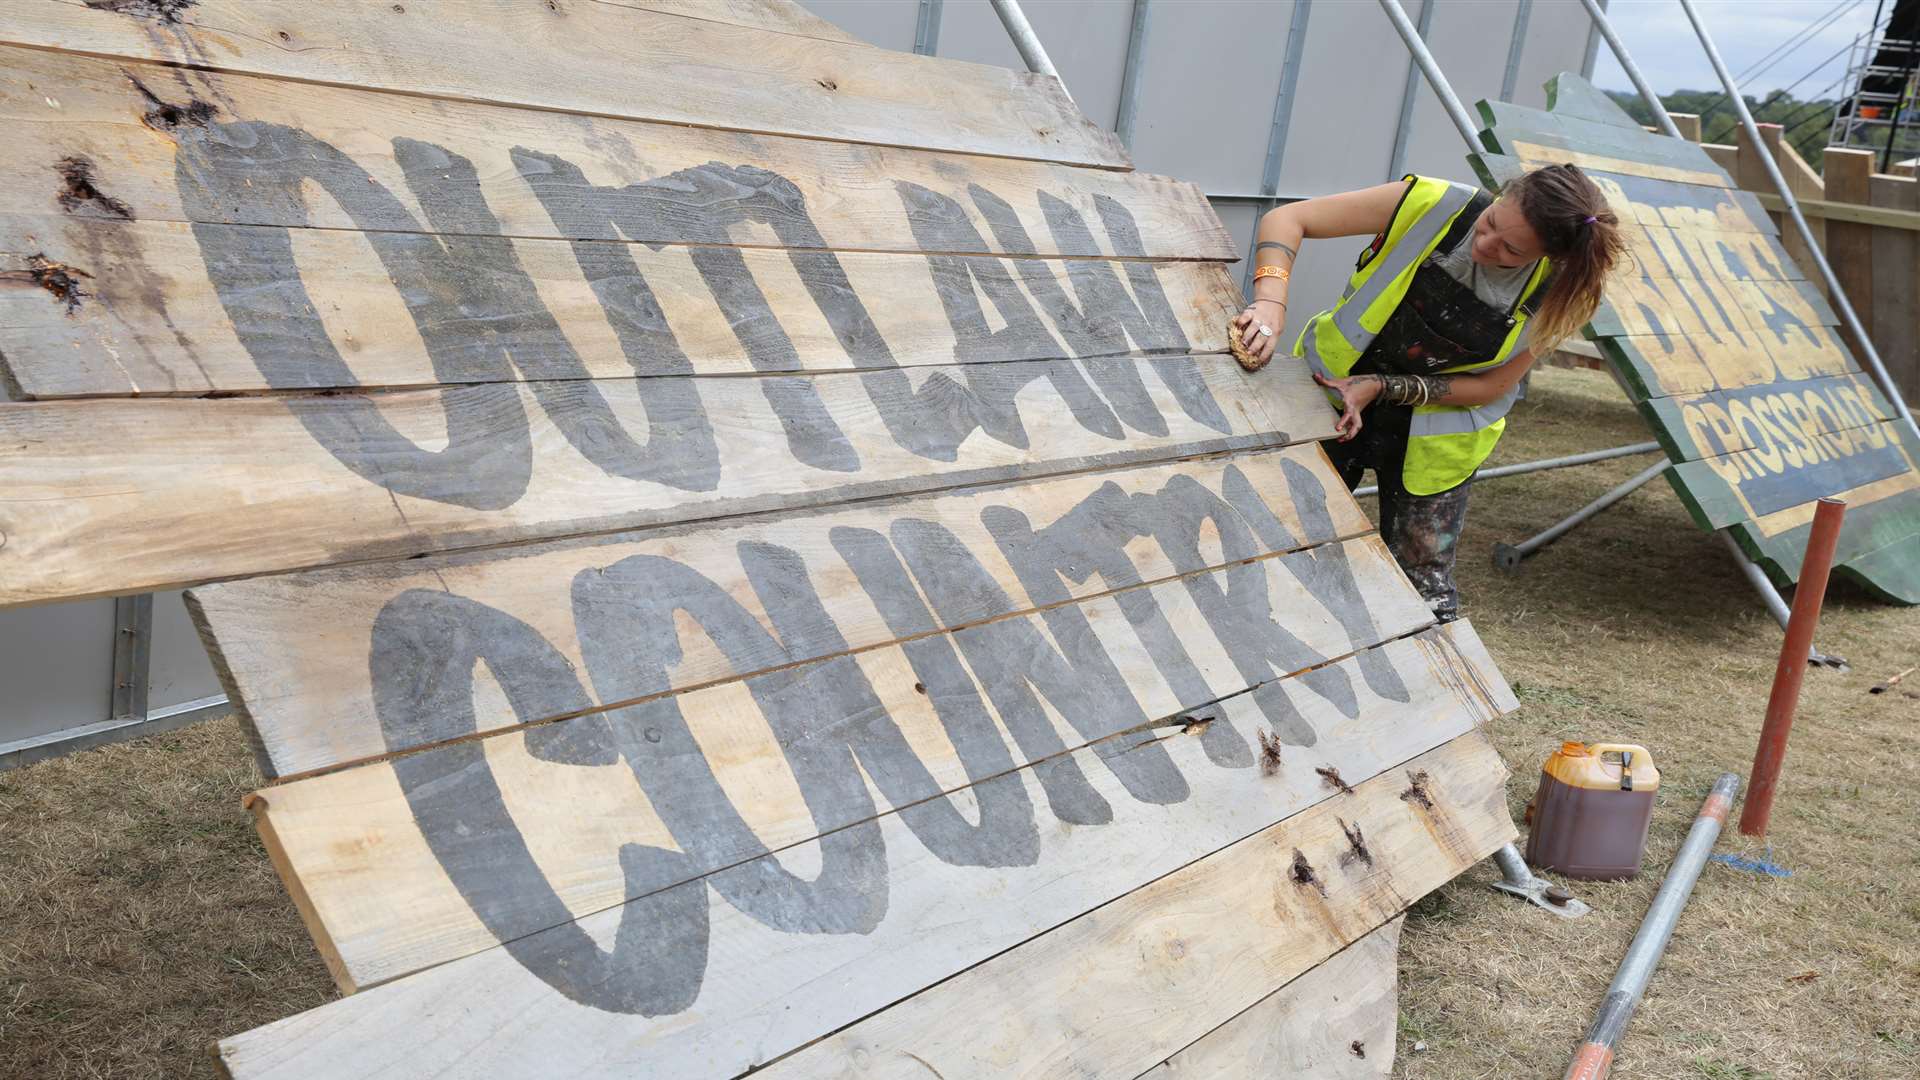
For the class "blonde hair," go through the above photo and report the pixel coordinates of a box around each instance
[1505,164,1625,354]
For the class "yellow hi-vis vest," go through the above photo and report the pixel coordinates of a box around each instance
[1294,175,1553,495]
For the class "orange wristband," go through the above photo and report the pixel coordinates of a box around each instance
[1253,265,1290,283]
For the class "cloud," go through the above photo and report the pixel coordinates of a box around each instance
[1591,0,1879,101]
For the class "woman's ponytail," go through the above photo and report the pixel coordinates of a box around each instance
[1507,163,1626,354]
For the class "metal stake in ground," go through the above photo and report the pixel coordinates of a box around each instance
[1564,773,1742,1080]
[1741,498,1848,838]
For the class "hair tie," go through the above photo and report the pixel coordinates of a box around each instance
[1583,215,1598,225]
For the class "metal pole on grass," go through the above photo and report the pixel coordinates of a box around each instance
[988,0,1066,97]
[1680,0,1920,442]
[1716,532,1847,670]
[1564,773,1741,1080]
[1490,458,1668,571]
[1576,0,1682,138]
[1740,499,1847,837]
[1353,440,1661,498]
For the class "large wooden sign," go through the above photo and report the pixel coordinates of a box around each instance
[1477,75,1920,604]
[0,3,1518,1076]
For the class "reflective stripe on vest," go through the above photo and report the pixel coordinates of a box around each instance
[1293,175,1553,495]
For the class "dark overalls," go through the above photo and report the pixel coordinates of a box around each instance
[1323,192,1540,623]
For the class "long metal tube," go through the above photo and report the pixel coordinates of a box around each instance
[988,0,1066,96]
[1376,0,1482,152]
[1352,440,1661,498]
[1113,0,1150,146]
[1563,773,1742,1080]
[1718,531,1792,629]
[1491,458,1669,568]
[1577,0,1681,139]
[1680,0,1920,442]
[1741,499,1846,837]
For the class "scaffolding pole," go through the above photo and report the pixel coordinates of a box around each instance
[988,0,1066,97]
[1577,0,1681,138]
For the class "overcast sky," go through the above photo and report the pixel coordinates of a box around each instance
[1590,0,1883,100]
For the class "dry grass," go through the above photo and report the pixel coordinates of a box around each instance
[0,366,1915,1078]
[1397,366,1920,1080]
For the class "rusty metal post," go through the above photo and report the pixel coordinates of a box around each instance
[1740,498,1847,837]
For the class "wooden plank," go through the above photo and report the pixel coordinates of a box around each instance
[1476,100,1729,179]
[216,717,1513,1079]
[246,588,1452,994]
[1140,917,1400,1079]
[1590,277,1842,358]
[1715,481,1920,604]
[0,357,1330,606]
[1597,327,1857,403]
[1640,372,1897,462]
[1753,191,1920,232]
[0,1,1127,168]
[617,0,873,46]
[1668,418,1920,530]
[1542,74,1644,130]
[739,733,1510,1080]
[1867,174,1920,408]
[0,46,1223,259]
[191,446,1375,779]
[0,214,1240,398]
[1823,148,1876,363]
[1622,224,1805,283]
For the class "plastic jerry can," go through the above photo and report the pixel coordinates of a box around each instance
[1525,742,1660,881]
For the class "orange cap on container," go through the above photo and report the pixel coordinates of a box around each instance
[1559,741,1589,757]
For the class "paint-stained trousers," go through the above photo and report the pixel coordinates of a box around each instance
[1323,403,1472,623]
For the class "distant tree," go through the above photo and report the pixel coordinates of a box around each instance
[1604,89,1850,172]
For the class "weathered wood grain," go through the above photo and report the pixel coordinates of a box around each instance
[216,718,1511,1079]
[1590,276,1838,339]
[1477,96,1729,180]
[1822,149,1876,363]
[0,357,1331,605]
[1669,417,1920,531]
[0,46,1223,259]
[1138,917,1401,1079]
[1641,372,1896,462]
[1867,173,1919,406]
[0,1,1126,167]
[1599,329,1857,403]
[249,607,1470,995]
[1621,224,1805,283]
[616,0,872,45]
[740,733,1510,1080]
[191,446,1374,779]
[0,213,1239,398]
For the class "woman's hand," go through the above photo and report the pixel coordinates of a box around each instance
[1230,303,1284,370]
[1313,371,1380,442]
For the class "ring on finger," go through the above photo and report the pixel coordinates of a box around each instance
[1258,325,1273,337]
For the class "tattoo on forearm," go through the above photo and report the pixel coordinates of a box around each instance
[1378,373,1454,407]
[1256,240,1298,261]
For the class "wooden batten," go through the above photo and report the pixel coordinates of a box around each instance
[0,1,1126,168]
[1140,917,1402,1077]
[0,358,1329,606]
[190,445,1376,779]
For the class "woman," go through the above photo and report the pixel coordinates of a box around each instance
[1233,164,1623,623]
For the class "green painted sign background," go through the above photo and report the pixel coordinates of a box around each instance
[1476,74,1920,605]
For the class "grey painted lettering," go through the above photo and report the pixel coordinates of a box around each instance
[891,518,1190,812]
[371,590,706,1015]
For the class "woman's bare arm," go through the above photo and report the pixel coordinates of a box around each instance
[1235,181,1411,368]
